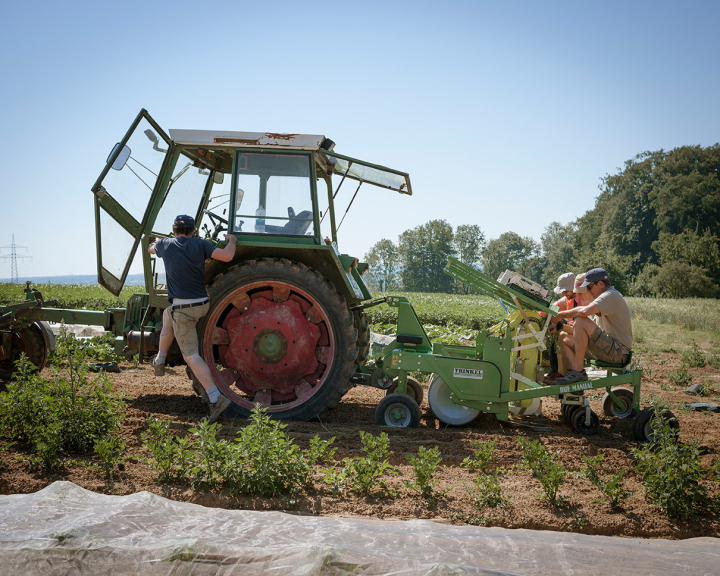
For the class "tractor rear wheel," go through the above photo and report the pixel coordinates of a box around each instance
[196,258,358,421]
[0,323,48,381]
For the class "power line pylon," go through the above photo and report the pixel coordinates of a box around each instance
[0,234,32,283]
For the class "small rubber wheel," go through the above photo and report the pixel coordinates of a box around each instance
[572,408,600,435]
[375,393,421,427]
[561,403,573,423]
[601,388,635,418]
[632,407,679,443]
[427,374,480,426]
[385,376,423,405]
[564,404,583,424]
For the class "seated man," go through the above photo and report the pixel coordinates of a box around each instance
[553,268,632,385]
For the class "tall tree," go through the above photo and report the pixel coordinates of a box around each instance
[398,219,456,292]
[454,224,486,293]
[540,221,577,288]
[363,239,400,292]
[482,232,543,283]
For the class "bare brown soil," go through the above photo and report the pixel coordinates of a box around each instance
[1,350,719,540]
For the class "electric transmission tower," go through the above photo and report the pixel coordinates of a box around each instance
[0,235,32,283]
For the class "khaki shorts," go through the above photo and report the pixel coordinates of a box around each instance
[169,301,210,357]
[586,326,630,365]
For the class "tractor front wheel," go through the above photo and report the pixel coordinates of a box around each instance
[196,258,358,421]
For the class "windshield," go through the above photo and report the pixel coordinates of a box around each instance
[321,150,411,195]
[231,152,315,236]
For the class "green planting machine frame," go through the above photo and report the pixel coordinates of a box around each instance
[360,257,666,441]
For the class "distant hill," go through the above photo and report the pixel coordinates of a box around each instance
[0,273,153,285]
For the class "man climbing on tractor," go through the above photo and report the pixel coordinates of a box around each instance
[552,268,633,385]
[149,215,238,423]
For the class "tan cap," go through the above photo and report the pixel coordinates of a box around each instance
[554,272,575,294]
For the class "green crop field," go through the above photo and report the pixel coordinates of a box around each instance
[2,282,719,336]
[0,283,137,311]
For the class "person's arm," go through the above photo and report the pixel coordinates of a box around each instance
[148,237,159,255]
[211,234,237,262]
[554,302,600,321]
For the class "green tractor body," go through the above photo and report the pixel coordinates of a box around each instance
[89,109,411,420]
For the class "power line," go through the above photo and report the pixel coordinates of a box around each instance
[0,234,32,283]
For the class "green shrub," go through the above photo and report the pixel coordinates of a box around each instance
[682,341,707,368]
[470,471,507,509]
[404,445,443,506]
[324,431,397,496]
[0,355,125,470]
[708,354,720,370]
[631,408,711,519]
[94,435,126,476]
[222,406,309,497]
[141,407,334,496]
[461,440,495,472]
[668,369,692,388]
[53,331,123,364]
[141,417,179,481]
[518,436,566,505]
[581,454,632,508]
[191,420,229,489]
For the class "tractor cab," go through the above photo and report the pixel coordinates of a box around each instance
[91,110,412,301]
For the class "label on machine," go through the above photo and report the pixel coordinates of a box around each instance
[453,367,484,379]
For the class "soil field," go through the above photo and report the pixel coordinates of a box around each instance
[1,348,719,540]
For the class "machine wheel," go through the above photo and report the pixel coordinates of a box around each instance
[375,393,421,427]
[632,406,680,443]
[601,388,635,418]
[560,403,572,423]
[427,373,480,426]
[354,310,371,365]
[509,397,542,417]
[385,376,424,405]
[571,408,600,435]
[0,323,48,381]
[565,404,584,425]
[196,258,358,421]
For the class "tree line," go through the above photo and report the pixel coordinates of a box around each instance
[363,144,720,298]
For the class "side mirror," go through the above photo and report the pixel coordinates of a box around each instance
[144,129,167,152]
[108,143,131,171]
[213,172,224,184]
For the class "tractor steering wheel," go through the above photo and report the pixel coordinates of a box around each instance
[203,209,228,241]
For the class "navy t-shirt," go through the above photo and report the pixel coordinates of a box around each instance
[155,236,215,301]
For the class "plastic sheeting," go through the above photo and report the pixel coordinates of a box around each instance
[0,482,717,576]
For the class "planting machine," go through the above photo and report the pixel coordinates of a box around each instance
[361,258,671,442]
[0,109,668,441]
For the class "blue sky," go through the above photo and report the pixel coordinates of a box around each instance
[1,0,719,280]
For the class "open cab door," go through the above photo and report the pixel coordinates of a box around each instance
[91,110,171,295]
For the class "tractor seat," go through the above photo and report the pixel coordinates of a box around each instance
[589,351,633,374]
[283,209,313,235]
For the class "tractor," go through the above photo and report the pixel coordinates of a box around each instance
[0,109,412,423]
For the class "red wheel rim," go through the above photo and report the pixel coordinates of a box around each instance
[202,281,336,413]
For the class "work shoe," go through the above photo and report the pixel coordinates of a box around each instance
[555,369,588,385]
[152,356,165,377]
[543,371,562,385]
[203,394,231,425]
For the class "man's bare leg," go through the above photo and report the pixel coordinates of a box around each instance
[185,353,230,423]
[559,317,595,372]
[556,318,596,384]
[153,308,174,376]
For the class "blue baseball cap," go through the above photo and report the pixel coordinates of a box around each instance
[173,215,195,229]
[580,268,609,287]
